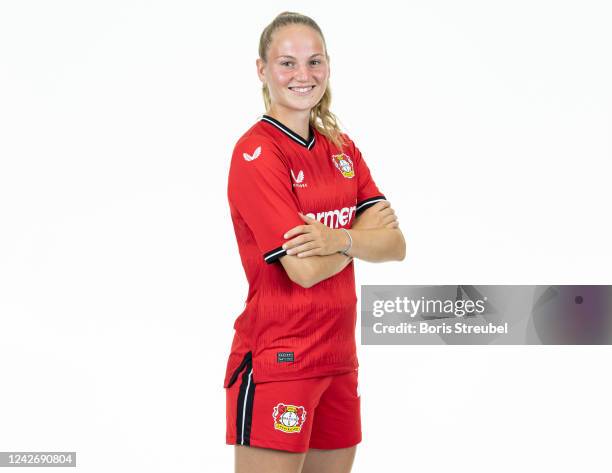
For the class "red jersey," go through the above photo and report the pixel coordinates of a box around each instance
[223,114,385,388]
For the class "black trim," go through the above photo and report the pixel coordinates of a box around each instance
[235,355,255,446]
[264,246,287,264]
[227,351,252,388]
[260,115,316,150]
[356,195,386,215]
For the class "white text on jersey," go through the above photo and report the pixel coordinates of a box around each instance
[305,205,357,229]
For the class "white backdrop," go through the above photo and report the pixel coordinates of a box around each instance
[1,1,611,472]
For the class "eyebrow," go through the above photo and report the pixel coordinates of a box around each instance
[275,53,324,60]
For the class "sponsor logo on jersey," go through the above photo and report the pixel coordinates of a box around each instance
[272,403,307,433]
[291,169,307,188]
[243,146,261,161]
[331,153,355,178]
[306,205,357,229]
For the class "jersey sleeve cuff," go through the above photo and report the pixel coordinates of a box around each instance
[356,195,386,215]
[263,246,287,264]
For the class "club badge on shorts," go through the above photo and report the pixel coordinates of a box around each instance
[272,403,307,433]
[331,153,355,178]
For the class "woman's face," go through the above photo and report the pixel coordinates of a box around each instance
[257,24,329,115]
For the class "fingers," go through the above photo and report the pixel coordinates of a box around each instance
[378,207,395,217]
[294,249,321,258]
[298,212,316,223]
[373,200,391,210]
[385,220,399,229]
[282,233,313,250]
[283,225,311,239]
[286,241,317,256]
[361,201,389,216]
[382,214,398,225]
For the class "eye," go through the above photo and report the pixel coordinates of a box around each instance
[281,61,294,67]
[310,60,321,65]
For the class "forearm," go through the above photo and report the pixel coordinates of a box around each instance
[344,227,406,262]
[280,251,353,288]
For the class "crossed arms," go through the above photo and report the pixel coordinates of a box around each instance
[279,201,406,288]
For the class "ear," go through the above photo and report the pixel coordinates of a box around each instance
[256,58,266,83]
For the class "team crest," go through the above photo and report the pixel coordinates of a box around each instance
[331,153,355,178]
[272,403,307,433]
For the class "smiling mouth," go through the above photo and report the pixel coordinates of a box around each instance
[288,85,315,94]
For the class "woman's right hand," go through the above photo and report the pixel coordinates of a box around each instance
[351,201,399,230]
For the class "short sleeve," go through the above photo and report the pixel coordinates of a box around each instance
[228,135,303,264]
[345,135,386,215]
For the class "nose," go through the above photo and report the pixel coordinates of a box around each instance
[294,63,310,82]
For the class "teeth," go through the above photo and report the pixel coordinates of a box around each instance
[290,86,314,92]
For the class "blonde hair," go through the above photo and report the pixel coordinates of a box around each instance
[258,11,347,150]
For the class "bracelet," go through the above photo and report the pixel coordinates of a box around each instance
[339,228,352,256]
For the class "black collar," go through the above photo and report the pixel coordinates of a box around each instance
[260,114,316,150]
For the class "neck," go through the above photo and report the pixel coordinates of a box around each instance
[267,105,311,140]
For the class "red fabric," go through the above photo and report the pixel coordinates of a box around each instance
[226,365,361,453]
[224,117,385,387]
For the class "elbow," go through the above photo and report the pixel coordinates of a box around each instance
[397,244,406,261]
[289,272,317,289]
[395,231,407,261]
[286,262,318,289]
[296,277,316,289]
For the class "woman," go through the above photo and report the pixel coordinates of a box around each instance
[224,11,406,473]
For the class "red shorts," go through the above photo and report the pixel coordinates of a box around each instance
[225,353,362,453]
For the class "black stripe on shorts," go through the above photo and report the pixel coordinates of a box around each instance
[235,355,255,446]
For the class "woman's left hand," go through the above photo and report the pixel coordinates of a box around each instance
[282,213,349,257]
